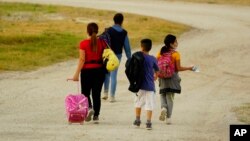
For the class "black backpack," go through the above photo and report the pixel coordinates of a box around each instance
[98,27,111,47]
[125,51,145,93]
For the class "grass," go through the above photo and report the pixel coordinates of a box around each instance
[0,2,189,71]
[163,0,250,6]
[0,32,79,71]
[232,103,250,124]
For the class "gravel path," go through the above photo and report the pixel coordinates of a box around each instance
[1,0,250,141]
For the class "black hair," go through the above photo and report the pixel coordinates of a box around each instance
[141,38,152,52]
[160,34,176,55]
[113,13,124,25]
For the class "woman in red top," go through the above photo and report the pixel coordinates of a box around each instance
[71,22,106,123]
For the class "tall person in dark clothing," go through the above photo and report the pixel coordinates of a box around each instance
[102,13,132,102]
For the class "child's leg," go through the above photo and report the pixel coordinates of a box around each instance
[134,90,144,121]
[166,92,175,118]
[146,110,152,122]
[145,91,155,130]
[133,108,142,127]
[133,90,144,127]
[159,93,167,121]
[146,110,153,130]
[145,91,155,122]
[160,93,168,109]
[135,107,141,120]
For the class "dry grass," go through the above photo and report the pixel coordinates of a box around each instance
[0,2,189,71]
[232,103,250,123]
[164,0,250,5]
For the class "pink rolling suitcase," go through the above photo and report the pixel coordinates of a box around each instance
[65,94,88,125]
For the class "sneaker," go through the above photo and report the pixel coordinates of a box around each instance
[146,122,152,130]
[102,92,108,100]
[133,120,141,127]
[85,109,94,122]
[166,118,172,125]
[110,96,116,103]
[159,108,167,121]
[93,116,99,124]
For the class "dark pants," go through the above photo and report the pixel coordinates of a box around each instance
[81,67,105,117]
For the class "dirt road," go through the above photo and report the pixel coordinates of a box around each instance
[1,0,250,141]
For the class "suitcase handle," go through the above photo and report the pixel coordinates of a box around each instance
[67,79,80,93]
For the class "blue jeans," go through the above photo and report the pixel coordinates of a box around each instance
[104,54,122,97]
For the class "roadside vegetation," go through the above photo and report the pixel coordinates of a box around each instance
[164,0,250,6]
[0,2,189,71]
[232,103,250,124]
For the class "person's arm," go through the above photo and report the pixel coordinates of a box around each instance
[153,58,159,80]
[173,51,193,72]
[72,50,85,81]
[124,35,132,59]
[175,59,193,72]
[154,72,159,81]
[156,51,161,60]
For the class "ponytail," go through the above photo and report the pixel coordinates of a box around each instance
[87,22,99,52]
[90,32,97,52]
[160,46,168,55]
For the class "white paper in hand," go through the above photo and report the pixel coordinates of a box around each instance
[192,66,200,72]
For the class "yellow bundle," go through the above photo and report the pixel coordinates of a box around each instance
[102,47,119,72]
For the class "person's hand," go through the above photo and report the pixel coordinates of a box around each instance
[154,73,158,81]
[67,74,79,81]
[72,74,79,81]
[192,65,200,72]
[189,65,195,71]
